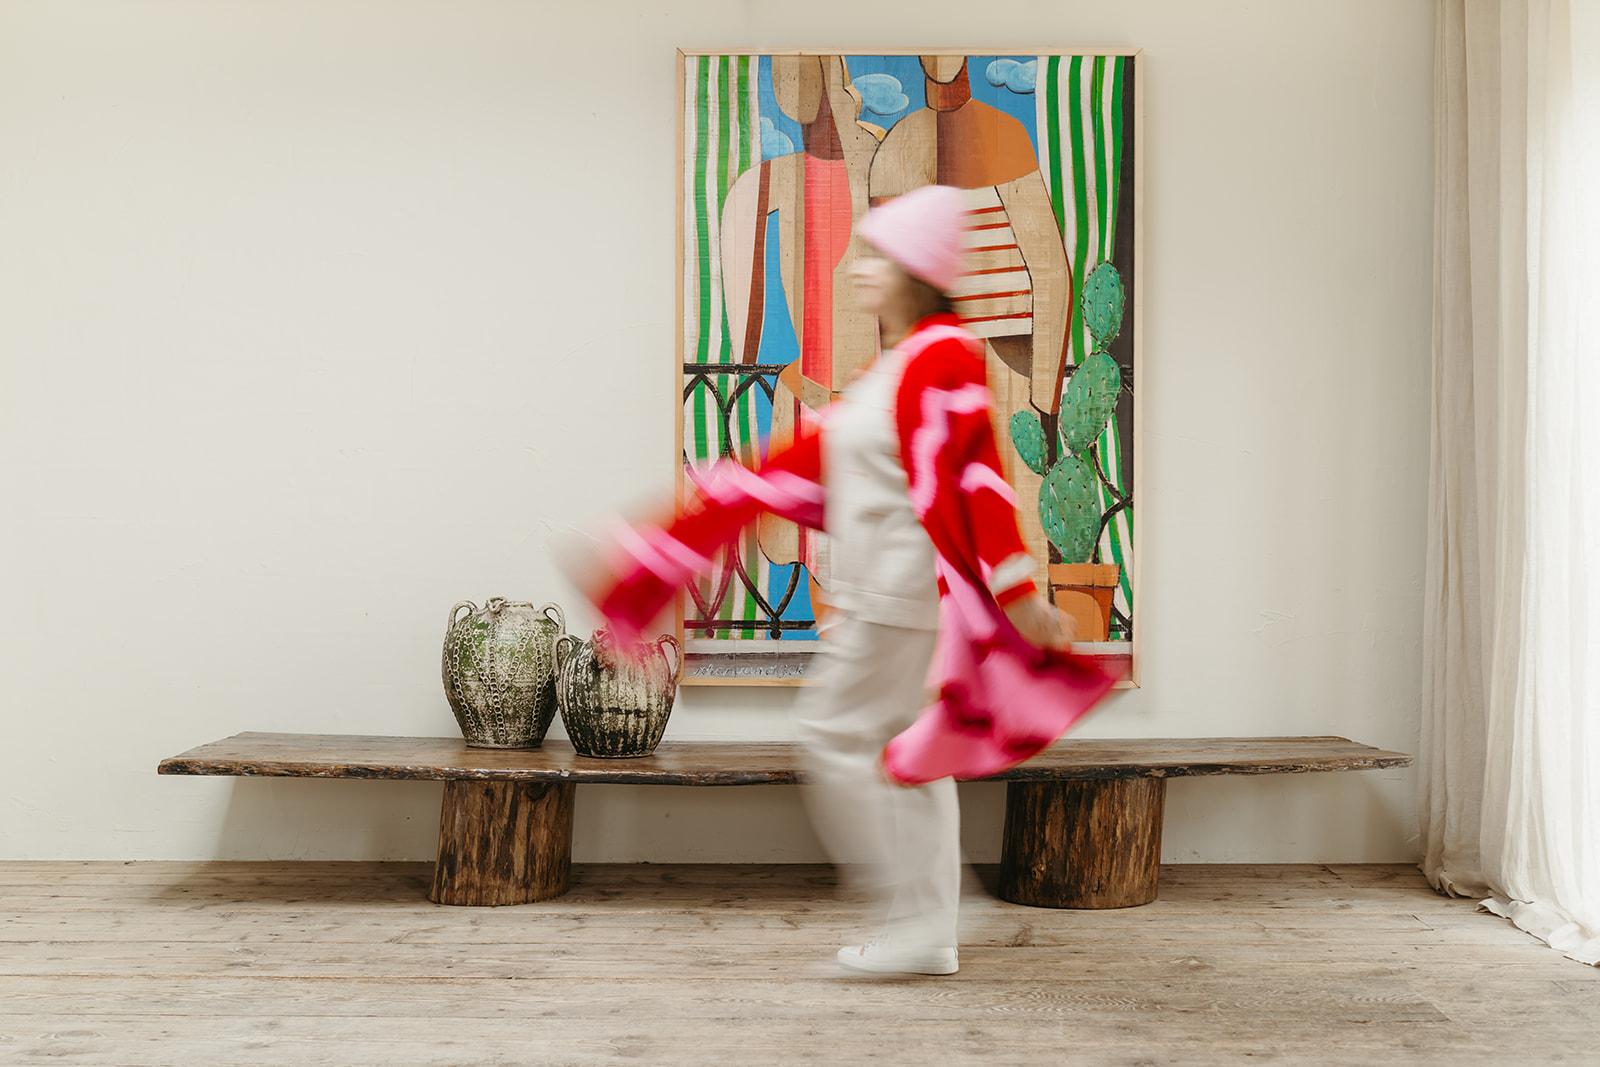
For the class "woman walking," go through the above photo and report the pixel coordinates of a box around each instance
[584,185,1116,976]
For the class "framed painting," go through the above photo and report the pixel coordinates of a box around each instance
[677,49,1141,686]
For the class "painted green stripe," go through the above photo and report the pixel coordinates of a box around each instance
[731,61,755,478]
[716,56,732,205]
[737,56,751,174]
[1098,465,1126,553]
[1099,429,1132,612]
[692,70,710,350]
[710,57,738,630]
[1057,57,1092,559]
[1087,57,1116,577]
[1108,56,1125,258]
[1108,60,1133,612]
[692,57,711,467]
[717,56,735,366]
[717,59,734,372]
[689,58,714,619]
[739,56,764,633]
[732,59,761,631]
[1105,61,1132,611]
[744,525,762,638]
[707,57,756,634]
[1121,501,1134,620]
[728,57,759,633]
[1044,56,1066,233]
[729,66,749,458]
[1117,531,1133,613]
[1067,57,1091,372]
[694,57,713,367]
[1090,56,1109,262]
[1102,450,1132,608]
[744,82,765,635]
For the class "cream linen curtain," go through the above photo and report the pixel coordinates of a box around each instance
[1423,0,1600,965]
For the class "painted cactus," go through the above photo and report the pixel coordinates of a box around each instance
[1008,410,1050,477]
[1008,262,1126,563]
[1058,351,1122,457]
[1038,454,1102,564]
[1080,259,1126,348]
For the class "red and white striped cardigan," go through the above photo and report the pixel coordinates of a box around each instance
[597,315,1117,783]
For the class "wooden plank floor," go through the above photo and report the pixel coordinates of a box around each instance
[0,863,1594,1065]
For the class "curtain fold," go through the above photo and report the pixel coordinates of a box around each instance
[1423,0,1600,966]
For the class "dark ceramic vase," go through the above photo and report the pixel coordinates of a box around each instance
[555,629,683,758]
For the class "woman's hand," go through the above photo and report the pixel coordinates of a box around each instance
[1002,593,1077,651]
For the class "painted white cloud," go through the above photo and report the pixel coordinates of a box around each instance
[760,115,795,157]
[853,73,909,117]
[985,58,1038,94]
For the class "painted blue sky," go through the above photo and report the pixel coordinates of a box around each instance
[758,55,1041,162]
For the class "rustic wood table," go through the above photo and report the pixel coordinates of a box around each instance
[159,733,1410,909]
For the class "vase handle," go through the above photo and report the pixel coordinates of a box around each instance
[447,600,476,632]
[554,633,580,674]
[655,633,683,687]
[539,602,566,634]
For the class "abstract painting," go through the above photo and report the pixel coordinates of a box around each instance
[678,50,1139,685]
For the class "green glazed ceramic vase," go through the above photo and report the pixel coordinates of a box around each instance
[441,598,566,749]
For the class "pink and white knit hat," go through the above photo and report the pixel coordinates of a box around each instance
[857,184,967,292]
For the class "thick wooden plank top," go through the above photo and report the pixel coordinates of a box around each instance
[159,733,1410,785]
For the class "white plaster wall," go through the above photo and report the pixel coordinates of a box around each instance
[0,0,1433,863]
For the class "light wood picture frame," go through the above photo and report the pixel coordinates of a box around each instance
[676,49,1142,688]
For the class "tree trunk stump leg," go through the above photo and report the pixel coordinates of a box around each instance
[998,778,1165,909]
[429,780,575,906]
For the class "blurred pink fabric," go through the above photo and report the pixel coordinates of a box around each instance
[880,560,1118,785]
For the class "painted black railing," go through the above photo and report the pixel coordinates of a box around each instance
[682,362,815,639]
[682,359,1133,642]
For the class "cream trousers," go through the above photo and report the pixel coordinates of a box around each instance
[794,615,961,949]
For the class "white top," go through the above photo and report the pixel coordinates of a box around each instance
[822,344,941,630]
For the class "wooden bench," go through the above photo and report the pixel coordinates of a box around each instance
[159,733,1409,910]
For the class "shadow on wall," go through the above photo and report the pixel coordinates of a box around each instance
[572,783,1018,865]
[196,779,1012,864]
[196,769,1413,864]
[214,777,441,861]
[574,784,821,864]
[1162,770,1414,864]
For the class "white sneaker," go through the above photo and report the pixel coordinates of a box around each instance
[835,937,959,976]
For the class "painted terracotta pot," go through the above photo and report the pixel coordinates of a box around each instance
[555,630,683,758]
[1048,563,1120,642]
[441,598,566,749]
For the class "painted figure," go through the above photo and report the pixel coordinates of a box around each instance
[868,56,1072,595]
[718,56,880,614]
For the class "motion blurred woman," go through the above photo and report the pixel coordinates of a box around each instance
[582,185,1114,976]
